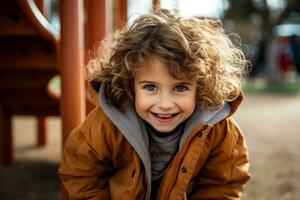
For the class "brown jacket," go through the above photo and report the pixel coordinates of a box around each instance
[58,93,250,200]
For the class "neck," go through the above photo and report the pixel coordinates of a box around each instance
[144,122,185,138]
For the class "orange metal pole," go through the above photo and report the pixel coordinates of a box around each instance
[34,0,50,147]
[85,0,112,50]
[37,117,47,146]
[85,0,112,113]
[60,0,85,144]
[153,0,160,8]
[118,0,127,29]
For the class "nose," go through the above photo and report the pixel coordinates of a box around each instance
[158,93,174,110]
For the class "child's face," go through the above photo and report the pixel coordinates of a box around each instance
[134,56,197,133]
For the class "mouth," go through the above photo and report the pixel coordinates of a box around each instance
[151,112,179,122]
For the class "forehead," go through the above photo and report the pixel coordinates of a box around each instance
[141,56,167,72]
[135,56,172,80]
[134,55,194,81]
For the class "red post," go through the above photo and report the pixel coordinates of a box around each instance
[85,0,112,51]
[85,0,112,113]
[34,0,50,147]
[153,0,160,8]
[0,107,13,166]
[118,0,127,29]
[37,117,47,146]
[60,0,86,144]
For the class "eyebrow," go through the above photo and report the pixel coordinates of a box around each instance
[137,80,157,84]
[137,80,193,85]
[175,81,193,85]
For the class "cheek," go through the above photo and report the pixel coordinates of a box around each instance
[134,92,151,113]
[177,94,196,113]
[180,100,196,113]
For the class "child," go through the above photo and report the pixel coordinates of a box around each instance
[58,9,250,199]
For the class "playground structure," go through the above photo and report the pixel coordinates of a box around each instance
[0,0,60,166]
[0,0,161,166]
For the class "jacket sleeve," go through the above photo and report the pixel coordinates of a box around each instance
[58,123,112,200]
[190,118,251,200]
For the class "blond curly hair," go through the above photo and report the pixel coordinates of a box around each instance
[85,9,249,110]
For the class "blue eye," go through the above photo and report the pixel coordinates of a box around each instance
[144,84,157,91]
[174,85,188,92]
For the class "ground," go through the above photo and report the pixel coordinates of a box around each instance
[236,93,300,199]
[0,92,300,199]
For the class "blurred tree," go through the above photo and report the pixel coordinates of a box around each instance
[223,0,300,84]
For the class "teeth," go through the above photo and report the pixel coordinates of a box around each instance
[156,114,174,118]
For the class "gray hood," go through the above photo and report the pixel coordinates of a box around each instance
[98,84,231,198]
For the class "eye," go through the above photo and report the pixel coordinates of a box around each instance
[174,85,188,92]
[143,84,157,91]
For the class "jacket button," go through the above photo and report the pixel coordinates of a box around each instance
[181,167,187,173]
[203,125,209,129]
[197,132,202,137]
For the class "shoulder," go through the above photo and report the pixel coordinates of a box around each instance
[66,106,122,153]
[81,106,117,134]
[207,117,244,150]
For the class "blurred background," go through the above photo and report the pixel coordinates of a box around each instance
[0,0,300,199]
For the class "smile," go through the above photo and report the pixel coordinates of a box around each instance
[150,112,179,122]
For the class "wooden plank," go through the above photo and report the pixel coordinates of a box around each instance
[0,37,57,69]
[0,1,37,36]
[0,99,59,116]
[0,89,57,102]
[11,106,59,116]
[0,69,58,90]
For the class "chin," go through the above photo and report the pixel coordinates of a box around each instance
[153,126,176,133]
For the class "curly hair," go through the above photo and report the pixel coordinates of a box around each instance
[85,9,249,110]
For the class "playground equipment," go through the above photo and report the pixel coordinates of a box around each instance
[0,0,59,165]
[0,0,156,168]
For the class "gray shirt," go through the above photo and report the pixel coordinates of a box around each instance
[148,124,184,181]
